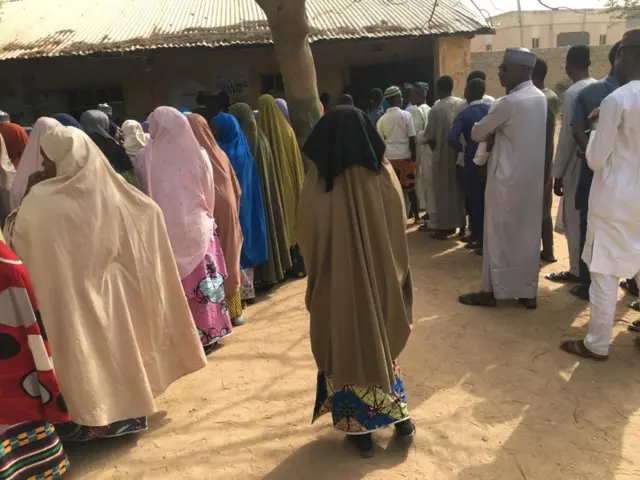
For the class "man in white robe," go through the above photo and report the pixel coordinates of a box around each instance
[459,48,547,309]
[546,46,596,284]
[561,29,640,360]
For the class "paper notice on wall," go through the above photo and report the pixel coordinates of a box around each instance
[214,71,250,96]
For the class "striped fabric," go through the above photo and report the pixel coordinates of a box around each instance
[0,421,69,480]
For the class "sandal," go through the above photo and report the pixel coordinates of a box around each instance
[394,419,416,446]
[347,434,374,459]
[545,271,580,283]
[630,300,640,312]
[459,292,497,308]
[628,320,640,333]
[570,284,590,301]
[518,298,537,310]
[620,279,640,297]
[560,340,608,361]
[429,231,451,241]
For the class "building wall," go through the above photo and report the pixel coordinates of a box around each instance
[471,9,626,52]
[471,45,612,99]
[435,36,472,97]
[0,35,444,124]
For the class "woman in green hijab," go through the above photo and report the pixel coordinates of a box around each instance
[230,102,292,287]
[257,94,307,278]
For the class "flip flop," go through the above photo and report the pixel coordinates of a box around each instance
[546,271,580,283]
[459,292,497,308]
[630,300,640,312]
[620,280,640,297]
[628,320,640,333]
[518,298,537,310]
[570,284,590,301]
[560,340,608,361]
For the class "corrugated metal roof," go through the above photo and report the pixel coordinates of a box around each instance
[0,0,491,60]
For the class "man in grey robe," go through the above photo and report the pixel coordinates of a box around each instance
[423,76,465,240]
[546,45,596,284]
[459,48,547,309]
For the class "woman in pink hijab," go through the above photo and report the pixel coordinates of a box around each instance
[10,117,60,210]
[136,106,232,353]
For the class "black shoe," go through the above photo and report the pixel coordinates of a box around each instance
[347,433,374,458]
[394,419,416,445]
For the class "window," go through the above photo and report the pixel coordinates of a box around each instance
[556,31,590,47]
[485,43,493,52]
[260,74,285,94]
[532,37,540,49]
[599,34,607,45]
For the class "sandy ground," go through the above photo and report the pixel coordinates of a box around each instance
[62,199,640,480]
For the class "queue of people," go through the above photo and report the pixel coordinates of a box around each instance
[2,29,640,471]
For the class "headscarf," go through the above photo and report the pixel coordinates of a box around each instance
[303,105,385,193]
[257,94,305,246]
[6,125,206,425]
[137,106,216,278]
[81,110,134,174]
[0,123,28,168]
[275,98,291,124]
[52,113,83,130]
[122,120,149,163]
[0,135,15,227]
[230,102,293,283]
[297,116,413,393]
[186,113,243,296]
[10,117,60,210]
[211,113,267,269]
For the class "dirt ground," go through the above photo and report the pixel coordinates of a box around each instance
[63,199,640,480]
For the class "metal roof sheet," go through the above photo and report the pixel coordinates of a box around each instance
[0,0,492,60]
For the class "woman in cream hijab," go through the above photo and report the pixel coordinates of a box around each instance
[122,119,149,164]
[299,106,414,458]
[4,125,206,441]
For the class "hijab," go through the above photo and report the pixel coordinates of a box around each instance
[0,135,15,227]
[211,113,267,269]
[137,107,215,278]
[297,114,412,392]
[257,94,305,246]
[81,110,134,173]
[52,113,83,130]
[229,102,258,156]
[275,98,291,124]
[303,105,385,192]
[122,120,149,163]
[186,113,243,296]
[0,123,28,168]
[7,125,206,425]
[10,117,60,210]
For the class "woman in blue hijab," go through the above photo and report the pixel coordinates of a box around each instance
[210,113,267,303]
[52,113,84,130]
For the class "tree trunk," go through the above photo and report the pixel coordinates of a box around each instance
[255,0,322,144]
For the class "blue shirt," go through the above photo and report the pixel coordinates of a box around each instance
[573,76,619,211]
[448,101,491,169]
[369,107,385,127]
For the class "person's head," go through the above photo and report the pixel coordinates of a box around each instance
[39,146,57,179]
[499,48,536,92]
[565,45,591,81]
[467,70,487,83]
[408,82,428,105]
[97,103,113,119]
[531,57,548,90]
[464,79,486,104]
[210,113,242,144]
[338,94,354,106]
[435,76,454,99]
[609,40,622,75]
[369,88,383,108]
[383,86,403,107]
[320,92,331,109]
[196,91,209,106]
[80,110,111,137]
[615,29,640,85]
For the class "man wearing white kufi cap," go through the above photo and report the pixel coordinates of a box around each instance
[459,47,547,309]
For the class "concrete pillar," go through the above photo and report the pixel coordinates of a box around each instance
[435,35,472,97]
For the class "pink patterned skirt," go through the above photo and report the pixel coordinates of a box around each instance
[182,235,233,350]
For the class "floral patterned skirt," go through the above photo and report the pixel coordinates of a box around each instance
[312,362,409,434]
[182,235,233,349]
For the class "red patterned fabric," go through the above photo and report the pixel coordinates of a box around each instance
[0,240,70,426]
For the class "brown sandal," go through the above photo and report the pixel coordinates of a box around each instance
[560,340,608,361]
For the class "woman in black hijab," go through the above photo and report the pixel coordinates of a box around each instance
[80,110,138,188]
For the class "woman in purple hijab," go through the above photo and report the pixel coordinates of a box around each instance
[275,98,291,125]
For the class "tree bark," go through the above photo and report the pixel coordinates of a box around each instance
[255,0,322,143]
